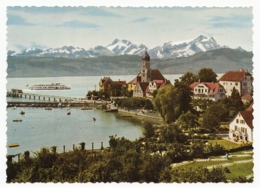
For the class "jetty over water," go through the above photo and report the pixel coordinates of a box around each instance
[7,89,76,102]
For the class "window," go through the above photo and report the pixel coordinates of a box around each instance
[235,126,238,131]
[205,89,207,92]
[241,127,244,133]
[243,83,247,86]
[230,83,232,85]
[240,120,245,124]
[235,82,238,86]
[236,119,239,123]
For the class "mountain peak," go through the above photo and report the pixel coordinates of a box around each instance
[235,46,245,52]
[111,39,120,45]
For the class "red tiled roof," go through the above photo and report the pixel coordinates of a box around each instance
[151,69,165,80]
[240,111,254,129]
[218,69,252,82]
[190,82,225,95]
[139,82,149,93]
[246,103,253,112]
[241,94,252,101]
[101,77,112,84]
[114,80,127,85]
[128,75,141,84]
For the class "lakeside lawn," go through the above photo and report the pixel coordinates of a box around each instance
[208,139,239,150]
[173,149,253,180]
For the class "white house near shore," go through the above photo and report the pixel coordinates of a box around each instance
[189,82,226,101]
[228,107,253,143]
[218,69,253,97]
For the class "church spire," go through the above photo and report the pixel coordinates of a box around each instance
[142,50,150,61]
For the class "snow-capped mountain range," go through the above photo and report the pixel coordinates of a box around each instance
[9,35,245,59]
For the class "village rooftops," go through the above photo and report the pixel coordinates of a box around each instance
[239,111,253,129]
[190,82,225,95]
[218,69,252,82]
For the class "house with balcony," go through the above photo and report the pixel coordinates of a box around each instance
[218,69,253,97]
[228,108,253,143]
[189,82,226,101]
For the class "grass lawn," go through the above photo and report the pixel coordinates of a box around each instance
[208,139,239,150]
[225,162,254,180]
[173,149,254,180]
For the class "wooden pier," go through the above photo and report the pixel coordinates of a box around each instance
[7,89,75,103]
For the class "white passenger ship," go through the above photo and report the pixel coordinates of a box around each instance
[29,83,70,90]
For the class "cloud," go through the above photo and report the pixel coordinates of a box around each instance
[130,17,151,23]
[54,20,100,28]
[14,44,27,50]
[207,14,252,28]
[30,42,48,49]
[8,7,75,15]
[7,14,34,26]
[81,8,122,17]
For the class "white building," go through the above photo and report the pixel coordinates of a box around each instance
[190,82,226,101]
[228,110,253,143]
[218,69,253,97]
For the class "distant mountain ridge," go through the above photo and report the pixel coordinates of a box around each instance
[7,48,253,78]
[8,35,247,59]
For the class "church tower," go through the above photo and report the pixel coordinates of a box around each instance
[141,50,151,82]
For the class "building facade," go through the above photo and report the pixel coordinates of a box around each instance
[190,82,226,101]
[218,69,253,97]
[228,110,253,143]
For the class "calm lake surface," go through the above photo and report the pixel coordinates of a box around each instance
[6,75,181,156]
[6,74,223,156]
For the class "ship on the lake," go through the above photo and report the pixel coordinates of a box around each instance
[29,83,70,90]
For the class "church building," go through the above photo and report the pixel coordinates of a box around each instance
[128,51,171,98]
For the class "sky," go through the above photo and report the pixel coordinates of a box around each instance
[7,6,253,52]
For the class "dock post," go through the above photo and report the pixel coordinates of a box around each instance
[54,98,55,102]
[7,155,13,164]
[39,96,40,100]
[79,142,85,151]
[24,150,30,159]
[43,97,45,101]
[17,153,20,162]
[25,95,26,98]
[51,146,57,154]
[63,145,65,153]
[92,142,94,151]
[73,144,75,151]
[101,142,103,150]
[48,97,50,101]
[34,96,35,100]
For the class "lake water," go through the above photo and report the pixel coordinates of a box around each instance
[6,75,182,157]
[6,74,223,157]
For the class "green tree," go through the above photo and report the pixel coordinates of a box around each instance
[154,82,192,123]
[177,111,199,132]
[201,111,220,132]
[228,87,245,117]
[197,68,217,82]
[179,71,199,85]
[143,123,155,139]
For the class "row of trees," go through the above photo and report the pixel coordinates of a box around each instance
[7,127,252,182]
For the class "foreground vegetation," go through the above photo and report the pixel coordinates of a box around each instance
[6,123,253,183]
